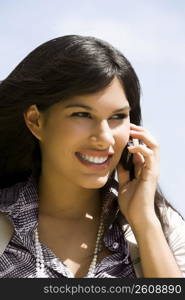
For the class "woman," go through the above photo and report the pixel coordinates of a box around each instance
[0,35,184,278]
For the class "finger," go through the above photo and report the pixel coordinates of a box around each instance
[129,130,159,150]
[132,152,145,178]
[135,163,143,178]
[132,151,145,164]
[127,144,153,168]
[130,123,145,131]
[130,124,158,148]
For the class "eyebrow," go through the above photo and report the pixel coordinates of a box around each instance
[64,103,130,113]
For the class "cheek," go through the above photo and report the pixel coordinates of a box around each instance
[41,120,88,156]
[64,120,89,136]
[116,122,130,145]
[114,124,130,157]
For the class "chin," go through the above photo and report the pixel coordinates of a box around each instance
[81,175,109,189]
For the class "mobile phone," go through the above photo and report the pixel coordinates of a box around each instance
[120,137,135,181]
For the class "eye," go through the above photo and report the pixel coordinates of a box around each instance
[70,112,91,118]
[70,112,129,120]
[110,113,128,120]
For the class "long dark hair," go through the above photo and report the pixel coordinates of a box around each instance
[0,35,179,231]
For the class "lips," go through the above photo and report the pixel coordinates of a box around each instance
[75,151,113,170]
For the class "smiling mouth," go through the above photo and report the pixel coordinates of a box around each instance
[75,152,113,168]
[77,152,109,164]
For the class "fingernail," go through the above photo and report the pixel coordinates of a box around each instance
[127,140,134,147]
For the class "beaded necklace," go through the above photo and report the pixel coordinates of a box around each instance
[34,210,104,278]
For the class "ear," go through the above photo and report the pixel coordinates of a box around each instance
[23,105,44,141]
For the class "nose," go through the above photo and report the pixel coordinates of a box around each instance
[90,120,115,148]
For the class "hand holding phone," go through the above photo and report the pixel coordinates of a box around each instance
[117,124,160,227]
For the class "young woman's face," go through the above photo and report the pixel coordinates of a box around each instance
[39,77,130,189]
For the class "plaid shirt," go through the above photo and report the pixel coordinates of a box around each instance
[0,176,136,278]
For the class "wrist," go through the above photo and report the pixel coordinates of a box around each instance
[129,211,162,236]
[129,209,161,231]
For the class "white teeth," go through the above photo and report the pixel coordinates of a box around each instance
[78,153,108,164]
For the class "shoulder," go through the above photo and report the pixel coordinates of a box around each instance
[158,205,185,251]
[120,205,185,277]
[0,212,13,255]
[0,175,35,214]
[0,179,27,255]
[161,206,185,276]
[0,175,38,255]
[160,205,185,231]
[0,182,23,213]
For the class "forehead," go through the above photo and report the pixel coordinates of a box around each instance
[61,77,129,109]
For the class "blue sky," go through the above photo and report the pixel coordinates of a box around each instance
[0,0,185,215]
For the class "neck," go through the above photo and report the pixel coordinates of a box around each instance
[38,172,102,221]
